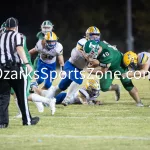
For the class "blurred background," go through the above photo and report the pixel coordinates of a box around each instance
[1,0,150,61]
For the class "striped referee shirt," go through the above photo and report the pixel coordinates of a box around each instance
[0,30,23,64]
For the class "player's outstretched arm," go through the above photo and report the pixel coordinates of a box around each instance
[122,63,150,78]
[58,55,64,69]
[29,48,38,55]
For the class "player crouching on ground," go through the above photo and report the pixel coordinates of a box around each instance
[29,79,102,109]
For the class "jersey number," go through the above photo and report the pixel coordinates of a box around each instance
[103,52,109,57]
[42,54,53,60]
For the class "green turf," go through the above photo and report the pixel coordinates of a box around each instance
[0,78,150,150]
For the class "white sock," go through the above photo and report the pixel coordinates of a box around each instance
[46,86,62,98]
[31,93,49,104]
[33,101,44,113]
[41,90,48,97]
[64,82,79,101]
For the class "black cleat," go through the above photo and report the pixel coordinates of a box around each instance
[23,117,40,126]
[31,117,40,125]
[0,124,8,128]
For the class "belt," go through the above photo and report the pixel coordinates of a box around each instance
[0,63,21,68]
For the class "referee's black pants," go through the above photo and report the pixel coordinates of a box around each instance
[0,64,32,125]
[0,80,10,127]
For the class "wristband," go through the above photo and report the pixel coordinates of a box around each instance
[24,63,29,65]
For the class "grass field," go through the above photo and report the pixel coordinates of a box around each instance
[1,77,150,150]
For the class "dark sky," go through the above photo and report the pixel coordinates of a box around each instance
[1,0,150,59]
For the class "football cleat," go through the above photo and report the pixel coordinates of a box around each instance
[136,102,144,107]
[48,98,56,115]
[61,98,70,106]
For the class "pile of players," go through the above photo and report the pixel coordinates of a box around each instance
[0,19,150,118]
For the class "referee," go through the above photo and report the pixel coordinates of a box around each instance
[0,17,39,128]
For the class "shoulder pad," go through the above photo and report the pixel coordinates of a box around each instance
[76,38,87,51]
[138,52,149,64]
[35,40,43,50]
[77,38,87,46]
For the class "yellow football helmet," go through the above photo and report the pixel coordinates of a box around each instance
[44,32,58,50]
[86,26,100,42]
[123,51,138,69]
[85,79,100,98]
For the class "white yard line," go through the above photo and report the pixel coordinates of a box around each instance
[10,116,150,120]
[0,134,150,141]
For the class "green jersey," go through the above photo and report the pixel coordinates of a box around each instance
[98,41,123,71]
[36,31,44,40]
[97,41,134,92]
[34,31,44,69]
[20,34,32,68]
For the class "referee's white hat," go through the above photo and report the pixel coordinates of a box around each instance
[5,17,18,28]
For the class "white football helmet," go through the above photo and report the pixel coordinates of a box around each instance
[41,20,54,34]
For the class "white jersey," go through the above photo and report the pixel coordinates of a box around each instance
[138,52,150,67]
[69,38,88,69]
[35,40,63,64]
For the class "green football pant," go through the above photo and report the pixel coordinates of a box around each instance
[100,68,134,92]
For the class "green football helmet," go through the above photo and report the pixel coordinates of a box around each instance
[41,20,54,34]
[83,40,99,59]
[0,22,6,35]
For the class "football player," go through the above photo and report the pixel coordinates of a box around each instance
[46,40,100,106]
[28,79,102,112]
[33,20,54,71]
[86,40,144,107]
[122,51,150,79]
[29,32,64,89]
[45,26,103,106]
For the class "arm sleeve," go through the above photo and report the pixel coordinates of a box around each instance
[56,43,63,55]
